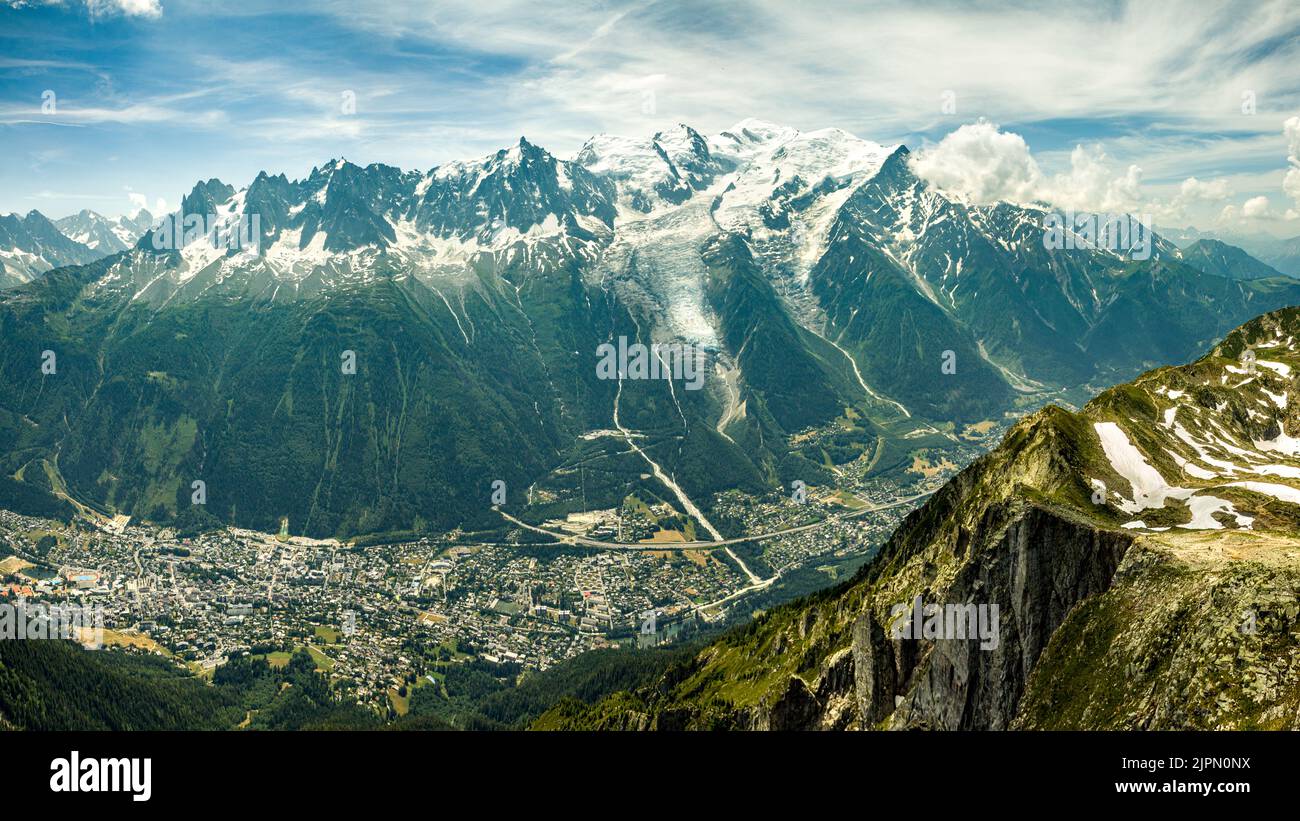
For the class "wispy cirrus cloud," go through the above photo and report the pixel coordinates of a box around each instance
[0,99,223,125]
[1,0,1299,232]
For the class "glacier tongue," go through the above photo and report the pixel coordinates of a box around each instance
[591,177,729,349]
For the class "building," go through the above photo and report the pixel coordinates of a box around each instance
[62,568,101,590]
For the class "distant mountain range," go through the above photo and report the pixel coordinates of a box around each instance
[1173,238,1290,281]
[0,208,153,288]
[55,208,156,254]
[1166,225,1300,278]
[3,119,1300,541]
[540,305,1300,730]
[0,210,105,288]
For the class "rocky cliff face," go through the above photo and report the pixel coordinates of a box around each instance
[852,504,1133,729]
[709,495,1134,731]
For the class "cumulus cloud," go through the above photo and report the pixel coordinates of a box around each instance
[1221,195,1278,224]
[1242,195,1275,219]
[909,122,1268,231]
[1045,145,1143,214]
[1217,118,1300,224]
[908,121,1043,205]
[1148,175,1233,224]
[1177,176,1231,204]
[126,190,168,216]
[910,121,1145,214]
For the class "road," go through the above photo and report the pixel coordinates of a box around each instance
[494,489,933,552]
[497,490,933,620]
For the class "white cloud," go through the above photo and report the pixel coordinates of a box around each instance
[910,121,1146,214]
[126,190,168,216]
[1283,115,1300,217]
[1145,175,1234,224]
[1219,195,1278,224]
[1046,145,1143,214]
[1283,167,1300,211]
[908,122,1043,205]
[1177,176,1231,203]
[5,0,162,16]
[6,0,1300,225]
[1192,117,1300,229]
[1242,195,1275,219]
[0,99,220,126]
[295,0,1300,162]
[909,121,1280,232]
[87,0,161,19]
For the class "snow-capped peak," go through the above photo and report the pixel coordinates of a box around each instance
[54,208,154,254]
[710,122,896,280]
[718,117,800,144]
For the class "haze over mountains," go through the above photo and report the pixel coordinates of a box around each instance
[4,119,1300,542]
[1168,225,1300,278]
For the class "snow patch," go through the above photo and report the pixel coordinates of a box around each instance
[1227,481,1300,504]
[1094,422,1251,529]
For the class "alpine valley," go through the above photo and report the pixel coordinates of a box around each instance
[6,118,1300,732]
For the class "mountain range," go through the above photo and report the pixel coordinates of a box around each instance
[1168,225,1300,278]
[4,119,1300,542]
[55,208,156,255]
[0,208,154,289]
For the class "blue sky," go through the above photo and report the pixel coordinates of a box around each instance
[3,0,1300,234]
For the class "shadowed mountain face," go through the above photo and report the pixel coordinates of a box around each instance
[536,307,1300,730]
[3,120,1300,541]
